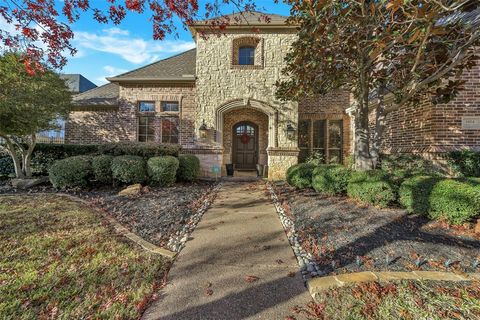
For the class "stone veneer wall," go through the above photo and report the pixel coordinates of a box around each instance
[194,30,300,179]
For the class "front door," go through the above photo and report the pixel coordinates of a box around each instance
[233,122,258,170]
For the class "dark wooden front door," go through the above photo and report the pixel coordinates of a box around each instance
[233,122,258,170]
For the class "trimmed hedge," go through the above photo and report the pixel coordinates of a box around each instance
[0,156,14,177]
[347,170,396,208]
[399,176,480,224]
[111,155,147,184]
[99,142,180,159]
[286,163,315,189]
[312,165,351,195]
[177,155,200,182]
[48,156,93,189]
[147,156,179,187]
[92,155,114,184]
[447,149,480,177]
[380,154,433,178]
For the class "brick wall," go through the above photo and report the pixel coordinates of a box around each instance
[371,58,480,158]
[66,83,196,146]
[298,90,352,163]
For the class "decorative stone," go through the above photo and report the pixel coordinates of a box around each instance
[11,176,49,189]
[118,184,142,196]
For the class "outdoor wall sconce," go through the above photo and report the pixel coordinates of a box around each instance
[199,120,208,139]
[286,123,296,140]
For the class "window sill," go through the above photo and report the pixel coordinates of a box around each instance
[231,65,264,70]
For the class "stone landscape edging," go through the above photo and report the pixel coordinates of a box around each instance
[308,271,480,301]
[3,192,179,259]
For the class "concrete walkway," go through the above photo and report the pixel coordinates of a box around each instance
[143,182,311,320]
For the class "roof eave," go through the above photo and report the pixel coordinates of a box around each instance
[106,77,196,83]
[188,23,298,37]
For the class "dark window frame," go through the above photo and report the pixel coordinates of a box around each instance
[298,118,344,164]
[161,101,180,113]
[137,116,155,142]
[138,101,156,113]
[160,116,180,144]
[238,46,255,65]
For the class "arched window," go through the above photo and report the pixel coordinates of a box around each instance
[238,46,255,65]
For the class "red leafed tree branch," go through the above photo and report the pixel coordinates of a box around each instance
[0,0,257,73]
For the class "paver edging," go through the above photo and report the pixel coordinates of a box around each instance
[307,271,480,301]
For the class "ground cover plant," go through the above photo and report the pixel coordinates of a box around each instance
[291,280,480,320]
[0,194,167,319]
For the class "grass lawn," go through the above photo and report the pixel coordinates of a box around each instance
[293,280,480,320]
[0,194,168,319]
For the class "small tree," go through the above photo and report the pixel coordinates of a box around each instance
[0,53,71,178]
[276,0,479,170]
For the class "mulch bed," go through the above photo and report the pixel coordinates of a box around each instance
[272,182,480,276]
[0,180,216,248]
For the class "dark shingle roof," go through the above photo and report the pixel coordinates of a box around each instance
[107,49,196,82]
[192,10,289,26]
[60,74,97,93]
[72,82,119,106]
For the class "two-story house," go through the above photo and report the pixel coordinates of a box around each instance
[69,11,480,179]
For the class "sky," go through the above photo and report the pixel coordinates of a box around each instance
[50,0,292,86]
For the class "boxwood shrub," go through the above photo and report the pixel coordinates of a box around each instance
[147,156,179,186]
[177,155,200,182]
[0,156,14,177]
[347,170,396,208]
[286,163,315,189]
[312,165,351,196]
[99,142,180,159]
[399,176,480,224]
[48,156,93,189]
[447,149,480,177]
[111,155,147,184]
[92,155,114,184]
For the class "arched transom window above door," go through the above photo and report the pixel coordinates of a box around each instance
[231,37,264,69]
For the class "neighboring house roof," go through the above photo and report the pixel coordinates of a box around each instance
[72,82,119,107]
[60,74,97,93]
[107,49,196,82]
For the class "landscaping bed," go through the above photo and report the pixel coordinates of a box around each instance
[0,181,217,250]
[0,194,167,319]
[272,182,480,276]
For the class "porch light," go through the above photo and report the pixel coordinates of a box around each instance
[286,123,296,140]
[199,120,208,139]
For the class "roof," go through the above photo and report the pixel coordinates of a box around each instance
[107,49,196,82]
[60,74,97,93]
[72,82,119,107]
[192,10,289,26]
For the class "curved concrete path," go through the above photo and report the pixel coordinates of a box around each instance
[143,182,311,320]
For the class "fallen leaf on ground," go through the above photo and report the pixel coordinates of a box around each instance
[244,275,259,283]
[276,259,284,264]
[287,272,296,277]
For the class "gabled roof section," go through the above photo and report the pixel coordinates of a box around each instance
[107,49,196,82]
[60,74,97,93]
[193,10,289,26]
[72,82,119,107]
[189,10,295,36]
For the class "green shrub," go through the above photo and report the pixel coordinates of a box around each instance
[147,156,179,187]
[98,142,180,159]
[380,154,434,178]
[92,155,114,184]
[111,156,147,184]
[347,170,396,208]
[399,176,480,224]
[447,149,480,177]
[0,156,14,177]
[177,155,200,181]
[31,143,99,175]
[48,156,93,189]
[286,163,315,189]
[312,165,351,195]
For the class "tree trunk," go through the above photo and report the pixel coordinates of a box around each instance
[22,135,36,178]
[2,137,24,179]
[371,85,387,168]
[354,71,372,170]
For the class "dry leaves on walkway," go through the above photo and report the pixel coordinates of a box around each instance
[244,275,260,283]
